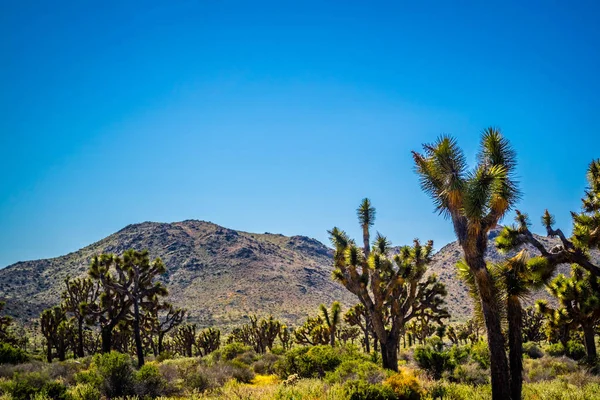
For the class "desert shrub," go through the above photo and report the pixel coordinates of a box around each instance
[134,363,167,398]
[276,345,343,378]
[428,382,491,399]
[385,368,426,400]
[469,341,490,369]
[235,350,258,365]
[271,346,285,355]
[66,383,101,400]
[87,351,134,398]
[0,372,68,400]
[448,362,489,385]
[185,367,210,392]
[545,343,565,357]
[426,336,443,351]
[0,345,28,365]
[274,378,331,399]
[523,342,544,359]
[342,380,397,400]
[155,351,174,363]
[227,360,255,383]
[414,346,454,379]
[252,353,280,375]
[325,359,385,384]
[566,340,586,361]
[525,356,579,382]
[524,380,600,399]
[447,345,470,365]
[220,342,252,361]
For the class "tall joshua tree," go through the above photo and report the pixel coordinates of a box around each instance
[413,129,519,399]
[89,250,167,366]
[320,301,341,347]
[62,277,99,358]
[330,199,448,371]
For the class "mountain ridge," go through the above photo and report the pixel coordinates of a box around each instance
[1,220,595,328]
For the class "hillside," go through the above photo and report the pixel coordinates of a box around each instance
[1,221,596,327]
[0,220,355,329]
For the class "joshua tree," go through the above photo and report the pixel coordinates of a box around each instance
[196,327,221,356]
[173,323,196,357]
[61,277,99,358]
[413,129,519,399]
[151,302,186,355]
[0,302,15,345]
[86,254,133,354]
[278,325,293,350]
[521,306,546,343]
[294,315,329,346]
[543,265,600,363]
[488,249,552,400]
[330,199,448,371]
[336,326,361,345]
[88,250,167,366]
[319,301,341,347]
[229,315,281,353]
[344,303,372,353]
[40,306,68,362]
[496,159,600,277]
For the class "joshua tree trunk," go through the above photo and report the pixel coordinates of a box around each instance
[133,301,145,367]
[507,296,523,400]
[158,332,165,355]
[583,324,597,364]
[46,342,53,363]
[76,318,84,358]
[380,339,399,372]
[101,326,113,353]
[472,261,511,400]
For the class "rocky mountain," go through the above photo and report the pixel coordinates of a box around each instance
[0,220,355,329]
[1,221,596,328]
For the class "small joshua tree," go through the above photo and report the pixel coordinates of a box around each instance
[196,327,221,356]
[542,265,600,363]
[319,301,341,347]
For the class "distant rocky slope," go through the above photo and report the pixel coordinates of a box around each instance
[0,220,354,328]
[1,221,596,327]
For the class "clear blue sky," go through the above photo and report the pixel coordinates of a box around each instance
[1,1,599,268]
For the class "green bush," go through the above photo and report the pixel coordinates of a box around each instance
[325,360,385,384]
[0,344,29,365]
[1,372,68,400]
[470,341,490,369]
[220,342,252,361]
[134,363,166,398]
[185,368,210,392]
[414,346,454,379]
[449,362,489,385]
[385,369,426,400]
[523,342,544,359]
[155,351,174,363]
[89,351,134,398]
[227,360,255,383]
[252,353,280,375]
[342,380,397,400]
[67,383,101,400]
[276,345,343,379]
[545,343,565,357]
[566,340,586,361]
